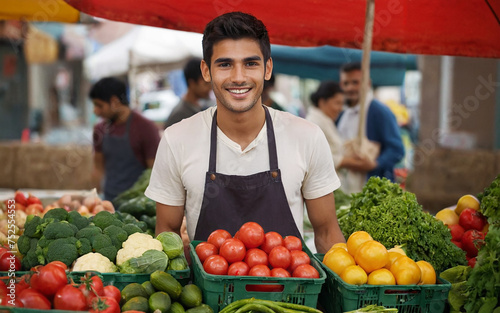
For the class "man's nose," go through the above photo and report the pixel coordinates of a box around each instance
[231,65,245,83]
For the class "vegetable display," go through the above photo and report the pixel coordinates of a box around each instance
[218,298,322,313]
[338,177,466,273]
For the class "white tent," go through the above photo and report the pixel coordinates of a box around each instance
[84,25,203,81]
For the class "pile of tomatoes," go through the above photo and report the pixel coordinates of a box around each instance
[0,245,21,272]
[0,261,121,313]
[195,222,320,279]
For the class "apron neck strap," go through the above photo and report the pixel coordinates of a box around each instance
[209,106,279,173]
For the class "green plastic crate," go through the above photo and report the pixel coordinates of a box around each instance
[70,267,191,290]
[314,253,452,313]
[190,240,326,313]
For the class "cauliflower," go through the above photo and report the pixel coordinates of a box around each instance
[72,252,118,273]
[116,233,162,266]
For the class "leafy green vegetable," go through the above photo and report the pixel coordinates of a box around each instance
[439,266,471,312]
[119,249,169,274]
[113,168,152,208]
[156,232,184,259]
[334,188,352,209]
[339,177,466,273]
[478,174,500,224]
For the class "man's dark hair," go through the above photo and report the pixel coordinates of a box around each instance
[202,12,271,69]
[340,62,362,73]
[89,77,129,106]
[183,58,203,86]
[310,80,343,108]
[263,73,275,90]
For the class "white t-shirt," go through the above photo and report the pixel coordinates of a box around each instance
[145,106,341,240]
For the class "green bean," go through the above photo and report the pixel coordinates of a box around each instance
[220,299,256,313]
[234,303,278,313]
[272,301,323,313]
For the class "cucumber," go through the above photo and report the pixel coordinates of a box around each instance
[149,291,172,313]
[179,284,202,308]
[121,296,150,312]
[185,304,214,313]
[150,270,183,300]
[121,283,149,303]
[168,302,186,313]
[142,280,156,297]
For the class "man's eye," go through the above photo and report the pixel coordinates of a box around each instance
[246,62,258,66]
[218,63,230,67]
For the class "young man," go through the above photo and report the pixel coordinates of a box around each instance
[337,62,405,193]
[146,12,345,253]
[164,57,212,128]
[91,77,160,203]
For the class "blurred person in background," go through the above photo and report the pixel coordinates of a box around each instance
[307,81,374,193]
[90,77,160,204]
[337,62,404,193]
[164,57,212,128]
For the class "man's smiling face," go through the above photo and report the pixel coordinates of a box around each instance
[201,38,272,113]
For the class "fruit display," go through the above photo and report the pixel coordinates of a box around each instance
[435,194,489,267]
[323,231,436,286]
[195,222,319,279]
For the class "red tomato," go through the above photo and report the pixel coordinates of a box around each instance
[292,264,319,278]
[260,231,284,254]
[103,285,121,305]
[244,248,268,268]
[31,263,68,296]
[79,275,105,307]
[203,255,229,275]
[248,264,271,277]
[26,194,42,206]
[15,276,30,296]
[25,204,44,216]
[271,268,291,277]
[220,238,247,264]
[49,260,68,270]
[0,280,7,298]
[195,242,219,263]
[468,257,477,268]
[461,229,485,258]
[288,250,311,273]
[207,229,232,249]
[89,296,120,313]
[54,284,87,311]
[283,236,302,251]
[451,240,463,249]
[14,191,28,206]
[0,297,24,307]
[18,289,51,310]
[459,208,487,231]
[268,246,291,269]
[448,224,465,242]
[227,261,250,276]
[0,251,21,272]
[238,222,265,249]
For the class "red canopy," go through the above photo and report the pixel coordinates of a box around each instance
[65,0,500,58]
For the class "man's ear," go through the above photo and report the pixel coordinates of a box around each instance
[201,60,211,82]
[109,95,121,108]
[264,57,273,80]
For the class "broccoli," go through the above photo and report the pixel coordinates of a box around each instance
[117,212,139,224]
[76,226,102,240]
[92,211,120,230]
[91,234,112,251]
[123,224,143,236]
[42,208,68,222]
[37,236,52,249]
[46,239,78,267]
[76,238,92,256]
[17,235,31,255]
[21,249,39,270]
[43,221,77,239]
[35,245,46,265]
[103,225,128,250]
[96,246,118,263]
[134,221,148,232]
[67,210,90,230]
[23,215,43,238]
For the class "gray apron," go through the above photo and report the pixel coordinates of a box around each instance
[102,112,145,203]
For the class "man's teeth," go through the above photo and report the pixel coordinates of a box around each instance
[229,89,249,94]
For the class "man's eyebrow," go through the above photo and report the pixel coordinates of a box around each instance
[214,57,232,64]
[213,56,262,64]
[244,56,262,62]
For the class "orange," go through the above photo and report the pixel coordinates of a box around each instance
[367,268,396,285]
[390,256,421,285]
[388,245,406,256]
[323,248,356,276]
[455,194,480,216]
[435,208,459,225]
[340,265,368,285]
[385,251,405,270]
[347,231,373,257]
[329,242,348,252]
[354,240,389,273]
[416,260,436,285]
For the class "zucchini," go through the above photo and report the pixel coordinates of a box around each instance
[121,283,149,303]
[150,270,183,300]
[180,284,202,308]
[149,291,172,313]
[142,280,156,297]
[185,304,214,313]
[168,302,186,313]
[121,296,150,312]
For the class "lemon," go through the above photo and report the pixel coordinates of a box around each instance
[416,260,436,285]
[354,240,389,274]
[455,194,480,216]
[390,256,421,285]
[435,208,459,225]
[341,265,368,285]
[368,268,396,285]
[323,248,356,276]
[347,231,373,257]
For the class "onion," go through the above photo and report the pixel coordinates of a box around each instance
[58,194,72,207]
[78,205,90,215]
[101,200,115,213]
[92,204,105,214]
[83,195,100,211]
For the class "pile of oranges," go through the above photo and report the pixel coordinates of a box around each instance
[322,231,436,286]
